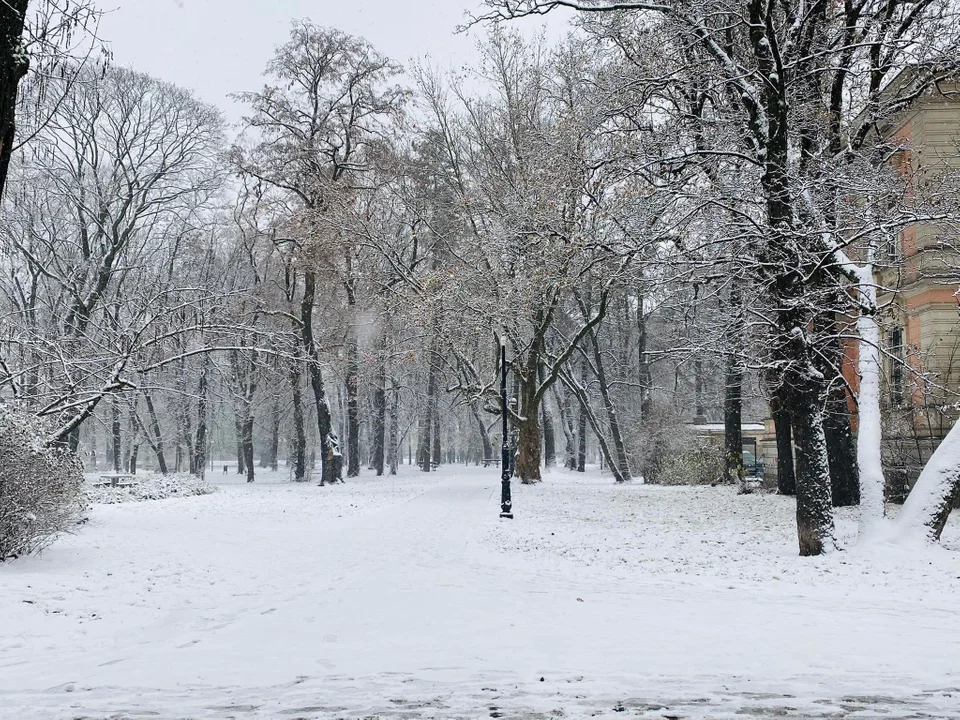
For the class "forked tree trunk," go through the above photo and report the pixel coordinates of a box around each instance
[585,328,631,483]
[144,391,168,474]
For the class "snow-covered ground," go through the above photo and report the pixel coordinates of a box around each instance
[2,466,959,719]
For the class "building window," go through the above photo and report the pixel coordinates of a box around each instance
[889,328,904,407]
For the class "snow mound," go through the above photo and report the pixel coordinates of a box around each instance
[86,473,216,504]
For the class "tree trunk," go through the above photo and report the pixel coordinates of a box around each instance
[514,378,542,483]
[773,392,795,495]
[345,337,361,478]
[585,328,631,483]
[290,360,307,482]
[894,417,960,542]
[541,385,556,468]
[637,294,653,421]
[817,314,860,507]
[243,414,255,483]
[388,378,400,475]
[471,401,493,465]
[825,381,859,507]
[144,391,168,474]
[111,397,122,472]
[193,362,208,478]
[267,399,280,472]
[785,366,834,556]
[552,384,577,469]
[302,270,339,485]
[234,412,245,475]
[431,398,442,469]
[0,1,29,199]
[724,351,746,491]
[372,360,386,477]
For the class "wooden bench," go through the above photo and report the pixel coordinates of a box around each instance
[95,473,138,488]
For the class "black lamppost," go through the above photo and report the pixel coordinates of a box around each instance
[499,343,514,519]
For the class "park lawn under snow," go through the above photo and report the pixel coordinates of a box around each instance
[1,466,960,720]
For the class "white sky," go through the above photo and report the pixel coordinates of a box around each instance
[97,0,570,125]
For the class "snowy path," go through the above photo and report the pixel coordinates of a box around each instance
[2,468,960,719]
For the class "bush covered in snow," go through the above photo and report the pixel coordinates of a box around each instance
[631,408,724,485]
[0,404,87,561]
[87,472,216,504]
[655,443,725,486]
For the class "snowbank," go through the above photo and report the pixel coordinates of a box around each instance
[85,472,216,504]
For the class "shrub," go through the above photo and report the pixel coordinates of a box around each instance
[0,404,86,561]
[656,443,726,486]
[87,472,216,504]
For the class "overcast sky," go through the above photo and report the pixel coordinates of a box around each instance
[97,0,569,124]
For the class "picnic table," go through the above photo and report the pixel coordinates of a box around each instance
[95,473,138,488]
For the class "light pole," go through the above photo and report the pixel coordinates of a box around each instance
[500,343,514,519]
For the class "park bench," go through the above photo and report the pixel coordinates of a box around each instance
[95,473,138,488]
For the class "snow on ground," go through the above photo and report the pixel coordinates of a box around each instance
[2,465,960,719]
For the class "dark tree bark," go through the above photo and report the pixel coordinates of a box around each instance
[542,401,556,468]
[724,350,746,490]
[234,412,246,475]
[144,391,168,474]
[580,307,632,483]
[267,399,280,472]
[514,377,541,483]
[431,398,442,469]
[576,398,588,472]
[419,338,440,472]
[289,360,307,482]
[819,332,860,507]
[301,270,340,485]
[471,401,494,465]
[637,294,653,421]
[111,397,122,472]
[388,378,400,475]
[538,364,556,468]
[0,0,29,200]
[551,384,577,469]
[772,390,796,495]
[243,414,255,483]
[345,339,361,477]
[193,361,208,478]
[372,360,386,476]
